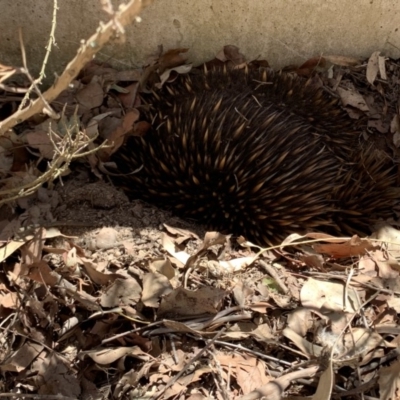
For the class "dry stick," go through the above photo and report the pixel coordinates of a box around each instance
[0,124,108,205]
[151,328,226,400]
[0,0,150,136]
[258,260,289,294]
[18,0,59,110]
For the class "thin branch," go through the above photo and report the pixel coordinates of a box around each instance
[0,0,150,136]
[19,0,59,110]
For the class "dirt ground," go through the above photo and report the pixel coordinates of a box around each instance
[2,49,400,399]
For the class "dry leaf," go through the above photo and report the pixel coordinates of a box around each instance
[366,51,380,85]
[142,272,173,307]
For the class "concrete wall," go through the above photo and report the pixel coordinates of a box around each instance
[1,0,400,80]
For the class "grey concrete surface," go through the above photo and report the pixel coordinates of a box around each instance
[1,0,400,82]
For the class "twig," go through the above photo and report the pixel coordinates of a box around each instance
[19,0,59,110]
[16,29,57,118]
[0,116,109,205]
[0,0,150,136]
[210,350,231,400]
[151,328,226,400]
[259,260,289,294]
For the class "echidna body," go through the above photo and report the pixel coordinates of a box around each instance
[112,67,399,245]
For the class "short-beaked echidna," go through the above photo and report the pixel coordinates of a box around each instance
[111,67,399,245]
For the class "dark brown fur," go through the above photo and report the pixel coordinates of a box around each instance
[111,67,399,245]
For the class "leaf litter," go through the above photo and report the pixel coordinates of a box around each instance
[1,47,400,399]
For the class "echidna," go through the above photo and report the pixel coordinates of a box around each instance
[111,67,399,245]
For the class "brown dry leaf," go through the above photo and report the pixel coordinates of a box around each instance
[250,323,275,342]
[164,382,186,399]
[358,256,377,275]
[0,238,28,262]
[311,358,333,400]
[378,56,388,78]
[216,45,246,66]
[281,232,308,246]
[221,330,253,340]
[239,366,319,400]
[19,227,46,264]
[158,48,189,72]
[76,78,104,109]
[99,109,140,158]
[158,349,187,372]
[157,286,226,317]
[100,277,142,307]
[202,231,229,248]
[370,275,400,293]
[339,328,389,364]
[236,358,270,395]
[132,120,151,137]
[216,353,271,395]
[64,247,78,268]
[98,114,123,139]
[33,352,81,397]
[324,55,362,67]
[296,56,327,76]
[216,256,258,276]
[233,281,253,307]
[162,320,203,335]
[161,232,190,266]
[114,360,157,396]
[85,111,113,138]
[24,260,59,286]
[163,223,200,243]
[282,327,322,358]
[247,302,272,313]
[391,115,400,147]
[370,225,400,258]
[366,51,380,85]
[81,257,123,285]
[181,231,258,276]
[178,366,212,387]
[299,56,327,70]
[0,292,19,309]
[371,250,399,279]
[387,297,400,313]
[117,82,139,109]
[336,86,370,112]
[186,394,208,400]
[142,272,173,307]
[299,252,325,270]
[379,358,400,400]
[121,239,135,256]
[157,64,193,88]
[0,341,44,372]
[301,278,360,313]
[24,130,56,159]
[150,258,175,279]
[287,308,314,337]
[313,235,376,258]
